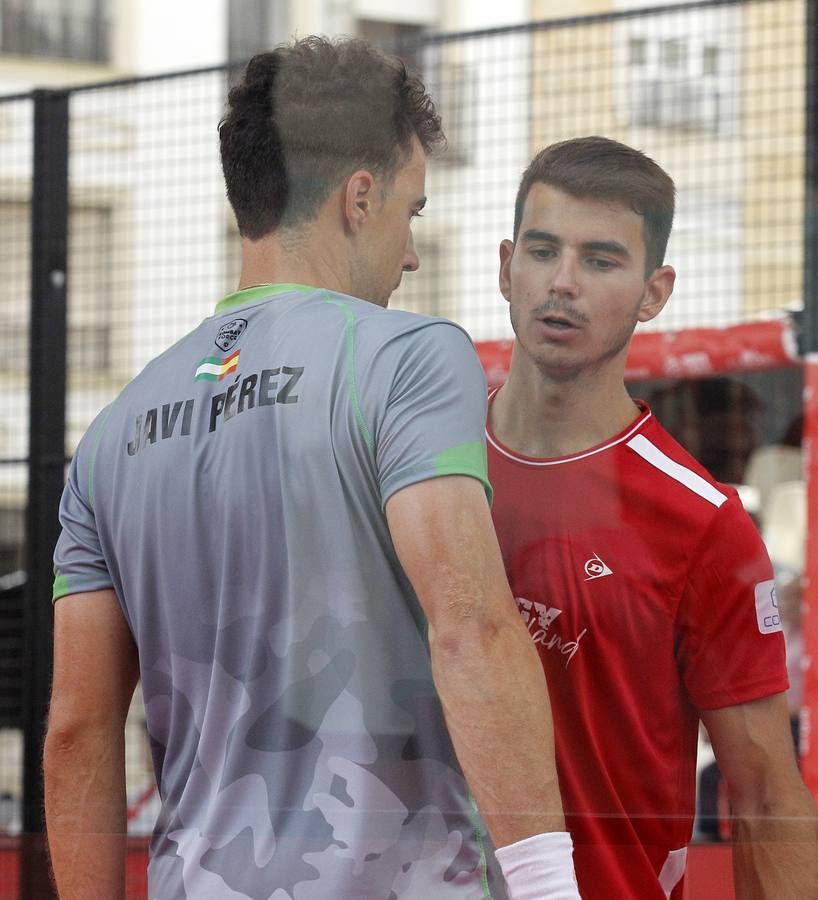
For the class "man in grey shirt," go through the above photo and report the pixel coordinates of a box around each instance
[45,37,577,899]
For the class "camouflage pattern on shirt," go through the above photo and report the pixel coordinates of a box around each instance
[54,285,506,899]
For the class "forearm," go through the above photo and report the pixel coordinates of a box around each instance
[385,478,568,851]
[430,606,565,848]
[44,724,128,899]
[731,787,818,899]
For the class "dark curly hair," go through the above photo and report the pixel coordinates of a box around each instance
[513,136,676,275]
[219,36,445,239]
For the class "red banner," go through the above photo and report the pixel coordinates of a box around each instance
[801,356,818,799]
[476,317,799,389]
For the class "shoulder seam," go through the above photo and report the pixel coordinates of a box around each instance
[318,294,374,452]
[87,403,117,510]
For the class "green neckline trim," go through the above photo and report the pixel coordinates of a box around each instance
[215,283,315,314]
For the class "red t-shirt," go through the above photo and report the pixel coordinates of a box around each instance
[487,399,788,900]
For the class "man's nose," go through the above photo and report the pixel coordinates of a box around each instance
[549,255,579,297]
[403,231,420,272]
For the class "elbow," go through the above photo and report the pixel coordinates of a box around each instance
[429,608,507,659]
[43,721,80,797]
[43,711,119,773]
[43,716,84,773]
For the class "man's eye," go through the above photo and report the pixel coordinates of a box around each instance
[532,248,555,259]
[590,258,616,270]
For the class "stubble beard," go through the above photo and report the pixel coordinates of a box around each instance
[509,299,640,384]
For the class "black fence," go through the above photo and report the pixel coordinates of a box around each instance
[0,0,814,896]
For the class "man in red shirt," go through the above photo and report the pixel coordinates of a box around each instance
[488,136,818,898]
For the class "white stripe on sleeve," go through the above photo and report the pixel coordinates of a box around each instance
[626,435,728,508]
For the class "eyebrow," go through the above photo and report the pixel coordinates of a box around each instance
[520,229,631,259]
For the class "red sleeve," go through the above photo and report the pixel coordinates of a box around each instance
[676,495,788,711]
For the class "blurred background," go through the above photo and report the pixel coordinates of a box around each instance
[0,0,815,896]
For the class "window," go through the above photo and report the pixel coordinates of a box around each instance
[67,205,113,374]
[621,26,736,135]
[420,54,475,164]
[0,200,29,373]
[660,38,688,71]
[227,0,288,64]
[703,45,720,76]
[629,78,720,133]
[629,37,647,67]
[0,201,114,375]
[357,19,425,76]
[0,0,110,63]
[357,21,474,160]
[390,228,456,320]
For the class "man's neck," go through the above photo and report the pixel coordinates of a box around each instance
[490,348,642,459]
[237,226,352,296]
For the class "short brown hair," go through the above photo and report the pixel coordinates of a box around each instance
[219,36,445,239]
[513,136,675,274]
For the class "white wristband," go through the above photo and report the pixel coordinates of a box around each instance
[495,831,581,899]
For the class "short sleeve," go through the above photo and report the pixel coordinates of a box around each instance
[676,496,788,710]
[52,423,114,602]
[366,321,490,508]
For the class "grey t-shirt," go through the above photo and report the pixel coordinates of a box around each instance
[54,284,507,900]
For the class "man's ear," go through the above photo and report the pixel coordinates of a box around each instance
[638,265,675,323]
[499,239,515,303]
[343,170,376,233]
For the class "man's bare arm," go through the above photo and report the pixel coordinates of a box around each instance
[44,588,140,900]
[386,475,565,848]
[702,693,818,899]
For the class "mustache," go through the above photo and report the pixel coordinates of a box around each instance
[532,299,589,326]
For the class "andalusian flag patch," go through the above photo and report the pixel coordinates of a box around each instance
[194,349,240,381]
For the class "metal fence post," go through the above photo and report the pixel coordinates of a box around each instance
[20,88,69,900]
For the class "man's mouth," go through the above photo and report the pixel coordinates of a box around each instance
[539,315,578,329]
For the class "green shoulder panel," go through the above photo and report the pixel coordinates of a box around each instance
[52,574,71,603]
[434,441,493,505]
